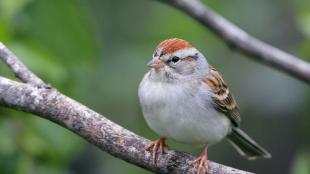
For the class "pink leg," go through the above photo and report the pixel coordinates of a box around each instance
[190,146,209,174]
[145,138,167,163]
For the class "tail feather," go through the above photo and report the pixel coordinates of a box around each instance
[227,127,271,160]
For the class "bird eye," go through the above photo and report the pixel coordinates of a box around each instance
[154,52,158,57]
[171,56,180,63]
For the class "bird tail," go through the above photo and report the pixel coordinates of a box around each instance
[227,127,271,160]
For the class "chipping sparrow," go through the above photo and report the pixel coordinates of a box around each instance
[138,38,271,174]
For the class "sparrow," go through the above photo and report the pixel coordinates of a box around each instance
[138,38,271,174]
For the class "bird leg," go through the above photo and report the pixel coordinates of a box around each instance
[145,138,167,163]
[190,146,209,174]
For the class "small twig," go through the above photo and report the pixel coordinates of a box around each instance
[155,0,310,83]
[0,42,45,86]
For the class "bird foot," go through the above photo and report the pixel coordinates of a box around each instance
[190,147,209,174]
[145,138,167,163]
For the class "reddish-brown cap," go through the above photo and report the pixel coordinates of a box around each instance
[156,38,193,55]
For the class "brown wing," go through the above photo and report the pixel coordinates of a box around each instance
[203,65,241,126]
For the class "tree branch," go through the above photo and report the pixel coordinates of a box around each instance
[0,42,45,86]
[0,44,251,173]
[155,0,310,83]
[0,77,251,174]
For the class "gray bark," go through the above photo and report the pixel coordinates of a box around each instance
[0,42,44,86]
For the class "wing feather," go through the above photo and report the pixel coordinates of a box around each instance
[203,65,241,126]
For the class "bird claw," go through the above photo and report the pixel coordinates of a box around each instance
[145,138,167,163]
[190,157,208,174]
[190,147,209,174]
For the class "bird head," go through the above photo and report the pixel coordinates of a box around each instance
[147,38,208,81]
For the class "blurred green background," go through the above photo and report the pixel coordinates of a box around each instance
[0,0,310,173]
